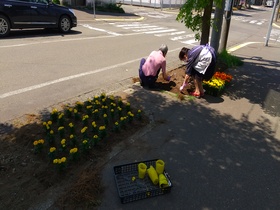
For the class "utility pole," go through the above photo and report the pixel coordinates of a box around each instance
[210,0,226,52]
[265,0,278,46]
[219,0,234,52]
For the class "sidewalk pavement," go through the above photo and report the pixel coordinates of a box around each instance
[73,6,280,210]
[96,43,280,210]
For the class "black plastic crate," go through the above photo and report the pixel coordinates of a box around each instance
[113,159,172,204]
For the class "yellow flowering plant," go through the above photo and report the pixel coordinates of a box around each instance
[82,114,89,126]
[51,108,58,122]
[58,126,65,138]
[53,157,67,171]
[48,147,56,160]
[33,139,44,153]
[69,134,77,146]
[93,134,99,145]
[34,93,146,171]
[75,101,83,112]
[113,121,120,132]
[81,126,88,138]
[203,71,233,96]
[98,125,106,139]
[136,109,142,120]
[58,113,64,125]
[125,102,131,112]
[82,139,90,153]
[69,147,79,161]
[127,111,134,123]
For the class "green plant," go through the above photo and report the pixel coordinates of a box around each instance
[96,3,125,13]
[217,50,243,68]
[52,0,60,5]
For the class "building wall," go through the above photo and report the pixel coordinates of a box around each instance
[83,0,185,8]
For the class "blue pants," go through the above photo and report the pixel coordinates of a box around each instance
[139,58,160,88]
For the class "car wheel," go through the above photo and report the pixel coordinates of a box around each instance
[0,15,10,38]
[59,15,71,33]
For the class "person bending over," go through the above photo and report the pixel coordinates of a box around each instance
[139,44,171,89]
[179,44,217,98]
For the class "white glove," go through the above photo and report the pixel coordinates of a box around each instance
[180,84,186,91]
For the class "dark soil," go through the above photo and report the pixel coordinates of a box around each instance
[0,97,149,210]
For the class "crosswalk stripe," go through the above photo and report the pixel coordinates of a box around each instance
[144,29,177,34]
[155,31,186,37]
[171,34,195,41]
[122,25,157,29]
[181,39,198,44]
[134,27,166,32]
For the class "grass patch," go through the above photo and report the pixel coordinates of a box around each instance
[218,50,243,68]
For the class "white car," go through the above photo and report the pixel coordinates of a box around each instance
[266,0,274,7]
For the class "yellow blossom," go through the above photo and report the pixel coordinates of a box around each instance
[53,159,58,164]
[82,140,88,144]
[81,126,88,133]
[70,147,78,154]
[61,139,66,145]
[49,147,56,153]
[58,126,64,131]
[58,113,64,119]
[60,157,67,163]
[69,122,74,128]
[51,108,58,114]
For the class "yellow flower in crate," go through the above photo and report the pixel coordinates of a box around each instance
[203,77,225,96]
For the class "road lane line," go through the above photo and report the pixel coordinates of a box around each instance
[227,42,261,53]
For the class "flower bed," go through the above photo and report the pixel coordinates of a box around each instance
[33,93,144,172]
[203,72,233,96]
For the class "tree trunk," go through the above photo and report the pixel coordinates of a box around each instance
[200,0,214,45]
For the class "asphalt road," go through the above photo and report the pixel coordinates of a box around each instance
[0,5,277,124]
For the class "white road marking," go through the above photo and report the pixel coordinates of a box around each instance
[81,24,122,36]
[144,29,177,34]
[133,27,166,32]
[0,35,117,48]
[155,31,186,37]
[171,34,195,41]
[181,39,197,45]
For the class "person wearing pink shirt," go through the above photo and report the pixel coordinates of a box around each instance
[139,44,171,89]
